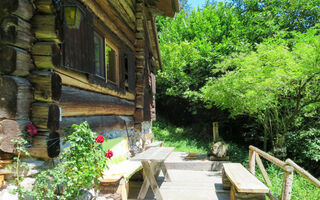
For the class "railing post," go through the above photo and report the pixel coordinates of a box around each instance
[281,165,294,200]
[248,149,256,175]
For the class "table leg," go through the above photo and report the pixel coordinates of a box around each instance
[140,161,163,200]
[137,162,160,200]
[160,162,171,182]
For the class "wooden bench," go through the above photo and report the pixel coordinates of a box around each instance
[222,163,269,200]
[98,137,143,200]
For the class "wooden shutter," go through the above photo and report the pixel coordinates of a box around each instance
[63,0,94,74]
[127,51,136,93]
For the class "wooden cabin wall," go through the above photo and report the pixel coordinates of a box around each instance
[30,0,138,156]
[0,0,34,155]
[0,0,161,159]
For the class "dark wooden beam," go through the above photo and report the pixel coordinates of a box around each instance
[0,0,33,20]
[59,86,135,117]
[0,15,33,50]
[0,76,33,120]
[59,115,134,133]
[0,45,34,76]
[31,103,60,132]
[28,71,62,102]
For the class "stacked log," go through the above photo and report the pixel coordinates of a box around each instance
[60,115,134,133]
[0,45,34,76]
[59,86,135,117]
[0,76,33,120]
[28,132,60,159]
[134,0,146,127]
[27,0,62,159]
[0,0,36,165]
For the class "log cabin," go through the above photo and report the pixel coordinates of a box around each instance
[0,0,179,160]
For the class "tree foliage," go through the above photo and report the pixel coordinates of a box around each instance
[157,0,320,162]
[202,30,320,150]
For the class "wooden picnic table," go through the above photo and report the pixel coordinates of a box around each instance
[131,147,174,200]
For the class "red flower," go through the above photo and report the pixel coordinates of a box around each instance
[41,187,46,192]
[95,135,104,143]
[105,149,113,159]
[27,124,37,137]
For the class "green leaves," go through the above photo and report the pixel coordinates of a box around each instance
[14,122,108,200]
[202,30,320,149]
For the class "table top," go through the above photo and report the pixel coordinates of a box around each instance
[131,147,174,162]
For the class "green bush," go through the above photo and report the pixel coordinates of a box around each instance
[17,122,109,200]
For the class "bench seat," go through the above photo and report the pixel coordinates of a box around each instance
[223,163,269,200]
[101,160,142,182]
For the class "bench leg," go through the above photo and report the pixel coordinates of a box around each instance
[222,168,231,190]
[137,162,163,200]
[137,162,160,200]
[142,161,163,200]
[160,162,171,182]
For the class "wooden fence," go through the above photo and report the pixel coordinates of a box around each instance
[248,145,320,200]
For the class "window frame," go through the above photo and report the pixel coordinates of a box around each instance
[93,19,121,87]
[105,39,120,85]
[93,31,105,79]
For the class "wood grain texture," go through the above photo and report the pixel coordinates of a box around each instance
[248,149,256,175]
[35,0,55,14]
[0,119,29,153]
[59,86,135,117]
[249,146,287,171]
[0,45,34,76]
[96,0,135,43]
[285,158,320,188]
[55,68,135,101]
[141,161,163,200]
[281,170,293,200]
[28,71,62,102]
[131,147,174,162]
[79,0,134,51]
[223,163,269,193]
[32,42,61,69]
[31,103,60,132]
[0,0,33,20]
[0,76,32,120]
[0,15,33,50]
[108,0,135,31]
[32,15,60,42]
[59,115,134,133]
[255,154,272,186]
[28,132,60,159]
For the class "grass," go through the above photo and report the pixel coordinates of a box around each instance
[153,118,320,200]
[256,164,320,200]
[153,118,208,153]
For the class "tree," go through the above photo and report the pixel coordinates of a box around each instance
[201,30,320,153]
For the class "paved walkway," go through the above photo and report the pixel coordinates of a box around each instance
[128,152,230,200]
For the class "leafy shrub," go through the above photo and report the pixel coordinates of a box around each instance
[17,122,108,200]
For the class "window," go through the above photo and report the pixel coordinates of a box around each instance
[93,30,119,84]
[94,32,105,78]
[105,42,118,84]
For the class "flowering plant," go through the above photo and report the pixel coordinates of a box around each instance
[17,122,112,200]
[105,149,113,159]
[95,135,104,143]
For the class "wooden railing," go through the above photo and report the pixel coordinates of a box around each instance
[248,145,320,200]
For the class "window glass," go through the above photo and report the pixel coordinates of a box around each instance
[105,43,117,83]
[94,32,105,77]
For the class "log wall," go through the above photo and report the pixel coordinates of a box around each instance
[0,0,165,159]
